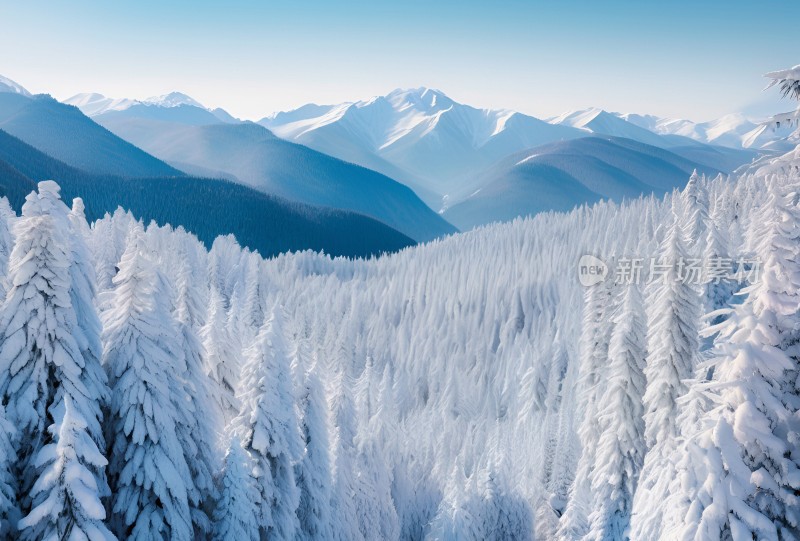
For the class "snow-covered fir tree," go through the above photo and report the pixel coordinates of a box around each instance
[0,404,16,535]
[670,177,800,541]
[0,182,110,536]
[17,396,115,541]
[295,364,334,540]
[584,282,647,541]
[232,307,303,540]
[630,195,702,540]
[211,436,260,541]
[102,227,194,541]
[329,372,364,541]
[202,286,241,426]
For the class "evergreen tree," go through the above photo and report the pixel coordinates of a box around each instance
[232,308,303,540]
[0,404,17,536]
[630,197,701,540]
[295,365,334,540]
[0,197,14,298]
[173,249,217,536]
[202,287,242,426]
[67,197,111,495]
[673,178,800,540]
[329,373,364,541]
[102,228,194,541]
[0,181,109,532]
[211,436,259,541]
[18,397,115,541]
[557,273,614,540]
[585,283,647,541]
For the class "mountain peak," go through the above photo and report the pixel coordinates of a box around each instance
[0,75,32,97]
[385,87,454,111]
[143,91,205,109]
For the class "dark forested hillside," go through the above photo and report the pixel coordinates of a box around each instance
[0,130,414,257]
[0,93,182,177]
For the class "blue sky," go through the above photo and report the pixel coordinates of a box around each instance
[1,0,797,121]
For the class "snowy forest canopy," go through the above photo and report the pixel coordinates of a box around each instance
[0,163,797,541]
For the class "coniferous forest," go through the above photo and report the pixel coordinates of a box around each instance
[0,162,798,539]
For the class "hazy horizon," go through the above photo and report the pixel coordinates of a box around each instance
[1,0,797,122]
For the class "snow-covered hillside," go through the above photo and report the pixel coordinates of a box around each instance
[0,161,796,539]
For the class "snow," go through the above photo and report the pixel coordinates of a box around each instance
[0,75,31,97]
[260,87,585,199]
[63,93,139,116]
[63,91,212,116]
[143,91,205,109]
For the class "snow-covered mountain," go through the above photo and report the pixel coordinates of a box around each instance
[64,91,238,124]
[550,107,669,148]
[63,92,139,116]
[263,90,766,208]
[0,75,31,97]
[261,88,586,205]
[616,110,796,151]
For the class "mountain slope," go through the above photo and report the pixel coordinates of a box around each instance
[93,115,457,242]
[0,129,414,257]
[445,136,723,230]
[0,93,181,177]
[551,108,668,148]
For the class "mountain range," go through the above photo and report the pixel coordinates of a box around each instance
[0,74,795,246]
[261,88,771,209]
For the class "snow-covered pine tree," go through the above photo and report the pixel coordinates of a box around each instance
[682,171,709,258]
[557,268,614,540]
[232,307,303,540]
[173,247,217,536]
[211,436,260,541]
[17,396,115,541]
[0,197,14,298]
[295,364,334,540]
[765,64,800,131]
[630,194,702,540]
[672,177,800,541]
[90,214,117,293]
[0,181,110,532]
[202,286,242,426]
[102,227,194,541]
[703,191,736,315]
[0,404,16,535]
[352,359,400,541]
[67,197,111,496]
[585,282,647,541]
[329,372,364,541]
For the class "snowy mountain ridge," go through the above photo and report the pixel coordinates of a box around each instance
[0,75,31,97]
[64,90,227,117]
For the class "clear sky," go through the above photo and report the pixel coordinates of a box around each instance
[1,0,797,122]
